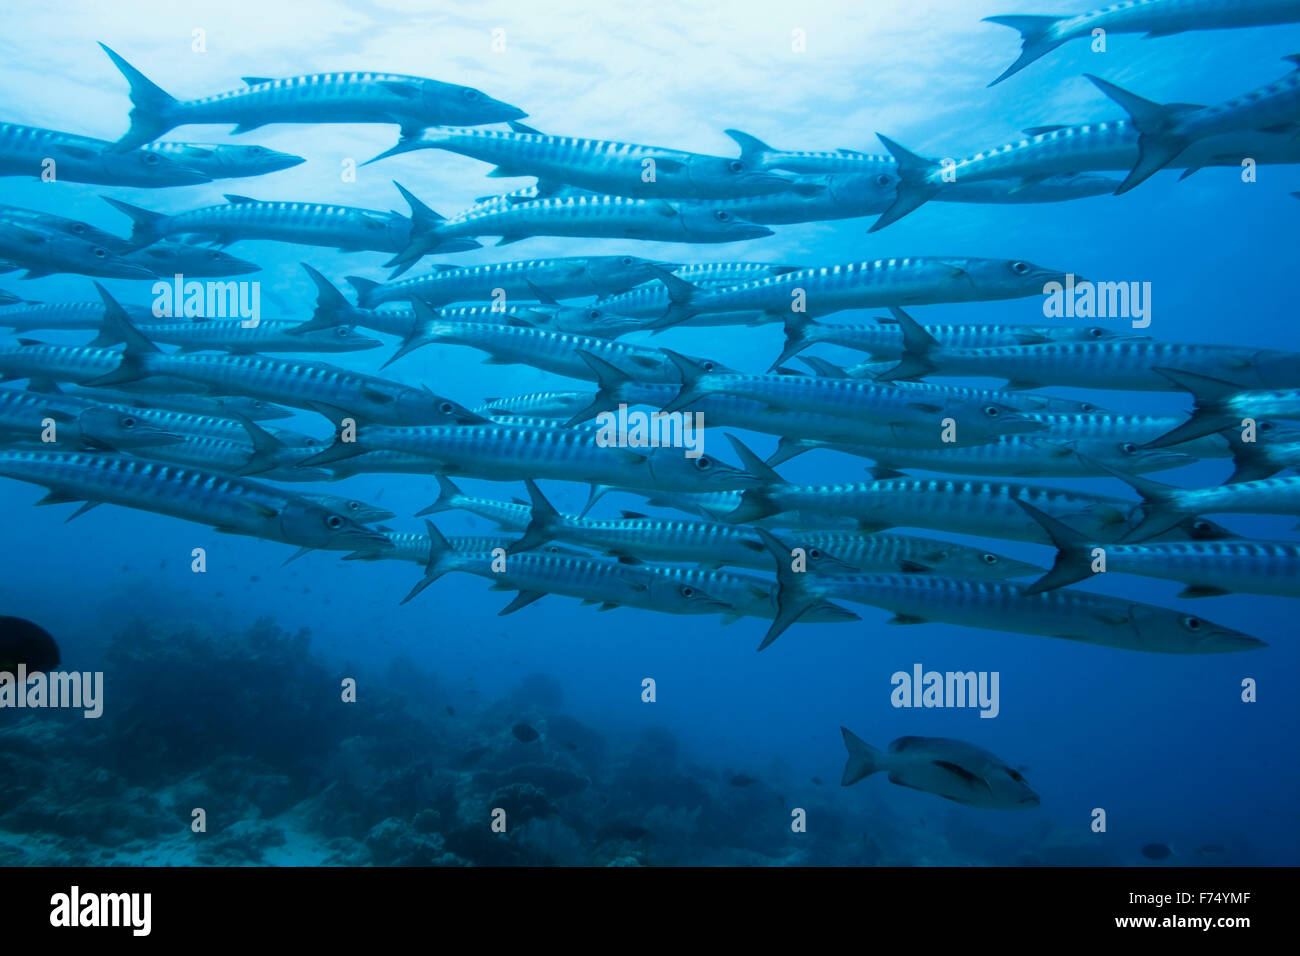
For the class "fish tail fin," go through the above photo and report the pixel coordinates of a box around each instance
[1086,456,1185,541]
[566,350,629,425]
[658,349,710,413]
[229,413,287,476]
[1142,366,1237,447]
[298,425,368,467]
[752,527,822,650]
[840,726,884,785]
[1223,428,1281,484]
[770,312,815,370]
[765,436,817,467]
[345,276,381,307]
[509,479,562,554]
[292,263,363,334]
[383,298,442,369]
[400,520,457,604]
[1085,74,1188,194]
[982,15,1066,86]
[723,128,776,166]
[362,132,437,166]
[643,266,699,331]
[870,135,940,232]
[1013,499,1093,594]
[876,306,937,380]
[99,43,178,151]
[101,196,165,247]
[724,434,786,486]
[82,282,160,386]
[387,181,445,273]
[414,475,466,517]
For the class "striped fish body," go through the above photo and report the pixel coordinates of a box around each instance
[125,320,381,354]
[0,387,178,450]
[0,449,388,550]
[386,126,798,199]
[0,122,209,186]
[138,142,304,178]
[123,433,330,482]
[0,342,203,394]
[811,573,1260,654]
[0,300,160,332]
[1087,539,1300,599]
[431,194,771,244]
[0,225,156,279]
[133,199,418,253]
[353,256,664,308]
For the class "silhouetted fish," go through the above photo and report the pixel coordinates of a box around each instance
[512,723,540,743]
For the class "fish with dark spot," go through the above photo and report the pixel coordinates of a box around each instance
[0,616,60,674]
[512,722,540,742]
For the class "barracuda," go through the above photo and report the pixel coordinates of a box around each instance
[1089,58,1300,192]
[0,386,180,450]
[881,312,1300,391]
[123,430,332,483]
[99,44,526,152]
[302,416,756,492]
[765,418,1203,478]
[381,298,726,376]
[347,255,668,309]
[1144,368,1300,447]
[0,222,157,280]
[1018,499,1300,599]
[0,340,204,394]
[500,478,1042,579]
[392,193,773,264]
[87,284,484,427]
[1099,464,1300,540]
[293,264,646,341]
[0,205,259,278]
[365,122,812,199]
[723,473,1235,545]
[984,0,1300,85]
[137,142,305,178]
[0,122,210,187]
[0,299,161,333]
[0,449,393,552]
[52,386,295,422]
[1221,422,1300,483]
[104,183,476,272]
[750,528,1262,654]
[653,352,1043,449]
[723,129,1125,198]
[774,307,1134,367]
[475,391,596,420]
[649,256,1067,329]
[88,318,382,355]
[874,122,1300,230]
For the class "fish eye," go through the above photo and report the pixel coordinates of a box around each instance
[1088,327,1105,337]
[1007,769,1025,782]
[621,257,634,266]
[439,401,454,414]
[808,548,821,558]
[680,585,695,598]
[72,224,86,234]
[326,515,344,529]
[701,360,716,372]
[93,248,107,258]
[588,309,601,320]
[250,146,265,154]
[464,89,480,100]
[120,416,137,429]
[1260,421,1274,432]
[346,501,360,512]
[874,174,891,187]
[727,160,744,173]
[1181,615,1203,632]
[143,153,159,165]
[714,210,732,222]
[336,327,351,336]
[1010,261,1031,276]
[1121,442,1137,454]
[1080,403,1099,413]
[694,456,713,471]
[252,400,266,408]
[983,405,1000,417]
[981,553,998,565]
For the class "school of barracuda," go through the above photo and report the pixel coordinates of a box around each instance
[2,1,1299,808]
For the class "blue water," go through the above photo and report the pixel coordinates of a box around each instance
[0,1,1297,865]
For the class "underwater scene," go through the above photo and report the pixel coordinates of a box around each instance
[0,0,1298,869]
